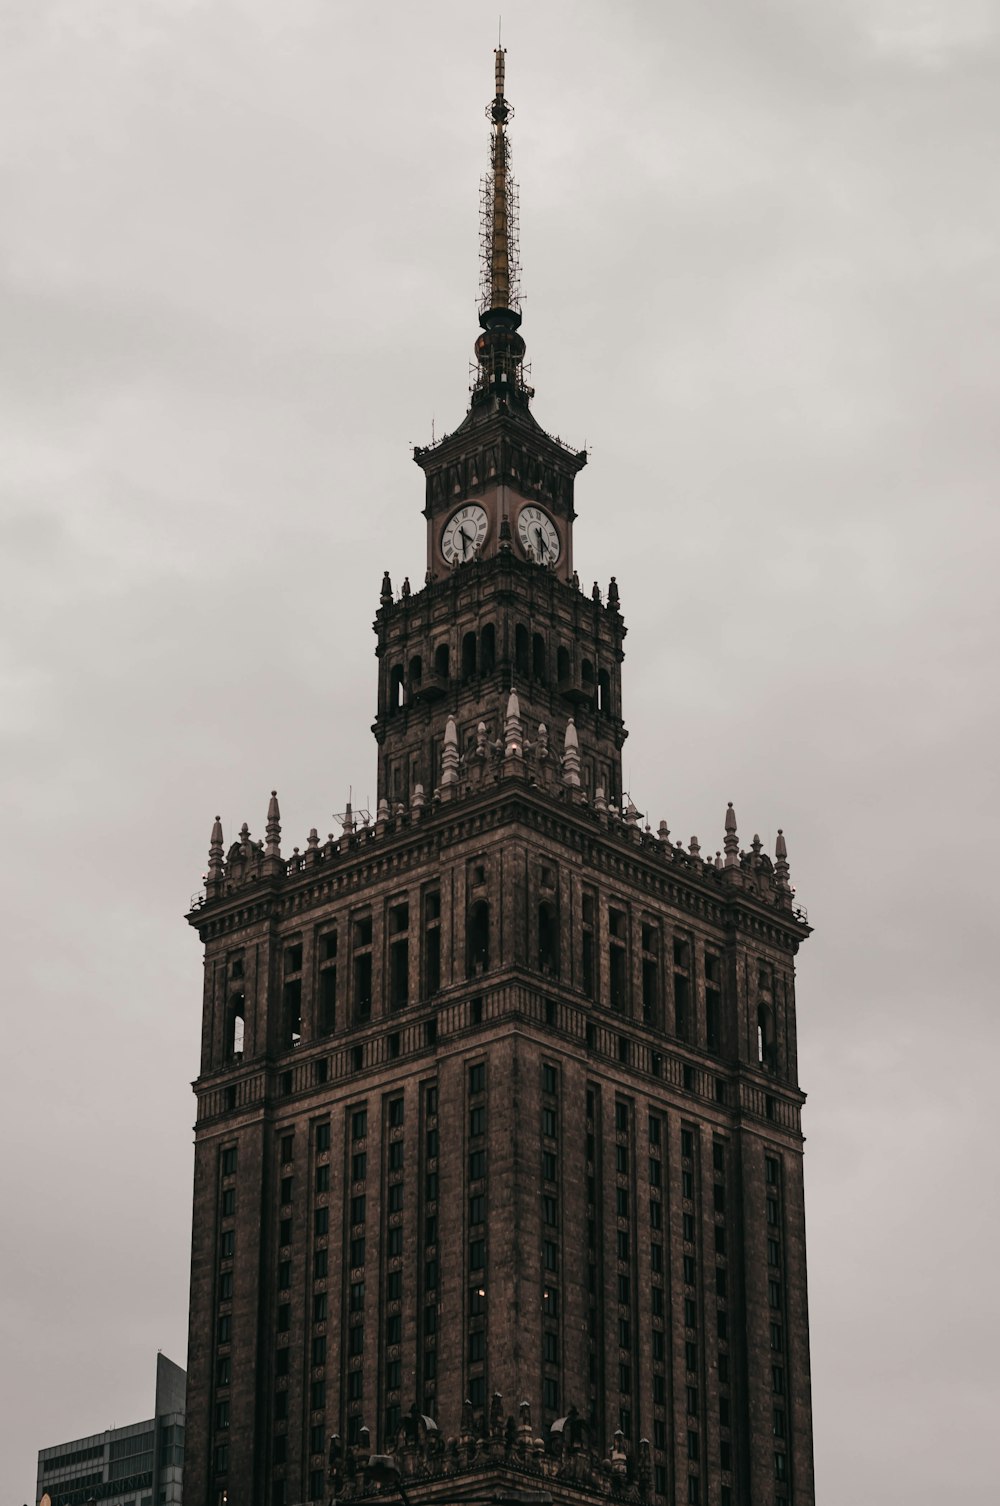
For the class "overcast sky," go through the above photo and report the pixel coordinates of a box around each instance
[2,1,998,1500]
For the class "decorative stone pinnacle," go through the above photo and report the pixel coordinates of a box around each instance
[265,790,281,859]
[441,715,460,785]
[380,570,392,607]
[724,801,739,867]
[504,688,523,756]
[562,716,581,786]
[208,816,225,880]
[775,827,790,888]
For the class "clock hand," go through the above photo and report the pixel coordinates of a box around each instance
[535,525,547,559]
[458,526,472,557]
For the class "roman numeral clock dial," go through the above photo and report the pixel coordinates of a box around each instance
[517,505,560,565]
[441,505,488,564]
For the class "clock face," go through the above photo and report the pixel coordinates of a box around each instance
[441,504,488,564]
[518,505,560,565]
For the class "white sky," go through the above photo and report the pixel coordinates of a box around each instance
[2,2,998,1500]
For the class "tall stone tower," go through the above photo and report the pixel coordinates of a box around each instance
[183,50,815,1506]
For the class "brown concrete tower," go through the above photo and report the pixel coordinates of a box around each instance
[183,49,815,1506]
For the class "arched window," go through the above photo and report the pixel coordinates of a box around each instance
[581,659,595,689]
[409,654,423,688]
[557,646,570,684]
[462,631,477,681]
[434,643,450,679]
[532,634,546,683]
[538,902,559,977]
[228,994,245,1057]
[598,669,611,714]
[467,901,490,977]
[758,1003,775,1070]
[389,665,405,711]
[515,625,530,678]
[480,623,496,676]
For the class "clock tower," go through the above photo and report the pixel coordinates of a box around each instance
[376,50,624,810]
[183,47,816,1506]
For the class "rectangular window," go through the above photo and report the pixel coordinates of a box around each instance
[278,1260,291,1290]
[312,1335,327,1365]
[769,1279,782,1308]
[311,1379,326,1409]
[348,1325,364,1356]
[471,1105,486,1136]
[350,1281,365,1312]
[351,1109,367,1140]
[315,1164,330,1193]
[351,1194,366,1225]
[469,1239,485,1270]
[314,1248,328,1278]
[389,1182,403,1213]
[314,1292,327,1322]
[543,1063,557,1094]
[543,1240,558,1271]
[617,1230,629,1260]
[221,1189,235,1217]
[350,1237,366,1267]
[617,1188,629,1217]
[469,1149,486,1180]
[315,1207,329,1236]
[217,1315,231,1344]
[469,1194,485,1226]
[685,1340,697,1372]
[387,1226,403,1256]
[221,1147,237,1175]
[684,1298,697,1328]
[220,1229,234,1258]
[389,1140,404,1170]
[353,952,372,1018]
[683,1212,695,1242]
[649,1157,661,1187]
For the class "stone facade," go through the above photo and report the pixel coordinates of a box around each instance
[182,47,815,1506]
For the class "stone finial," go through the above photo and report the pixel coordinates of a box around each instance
[562,717,581,787]
[341,801,354,837]
[689,835,700,857]
[536,722,549,759]
[572,569,580,591]
[476,720,488,757]
[625,800,640,827]
[207,815,225,881]
[657,819,670,843]
[504,689,523,757]
[592,581,602,603]
[411,782,425,814]
[715,850,723,869]
[607,575,620,609]
[264,790,281,859]
[441,715,460,785]
[594,785,608,814]
[380,570,393,606]
[775,828,790,889]
[724,801,739,867]
[498,516,512,548]
[376,797,390,831]
[238,821,251,855]
[401,575,411,599]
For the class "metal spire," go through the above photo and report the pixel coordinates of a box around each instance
[487,48,514,313]
[474,48,528,404]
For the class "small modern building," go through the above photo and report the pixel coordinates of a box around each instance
[36,1352,185,1506]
